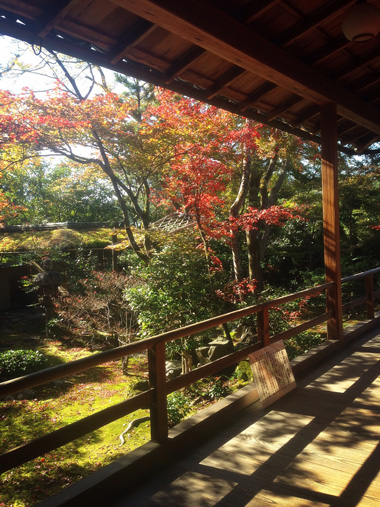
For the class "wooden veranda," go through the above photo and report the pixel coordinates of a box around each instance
[107,325,380,507]
[1,268,380,506]
[1,1,380,505]
[1,0,380,342]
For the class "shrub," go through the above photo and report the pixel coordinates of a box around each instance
[125,238,231,372]
[167,391,192,427]
[189,377,232,401]
[285,331,326,360]
[0,349,48,381]
[51,271,139,348]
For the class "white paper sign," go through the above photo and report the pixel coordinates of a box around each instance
[249,340,296,407]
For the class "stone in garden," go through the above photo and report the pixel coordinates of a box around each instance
[207,338,234,361]
[165,359,182,380]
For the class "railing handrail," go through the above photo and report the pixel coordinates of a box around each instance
[0,282,332,398]
[1,267,379,477]
[342,266,380,283]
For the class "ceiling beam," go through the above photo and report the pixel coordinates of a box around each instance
[205,66,246,100]
[0,15,333,148]
[308,36,351,66]
[109,20,155,64]
[238,0,281,24]
[334,47,380,82]
[266,95,304,122]
[38,0,81,38]
[337,119,359,136]
[238,83,277,113]
[293,105,320,128]
[278,0,355,48]
[353,133,380,153]
[110,0,380,136]
[164,46,205,84]
[161,0,284,85]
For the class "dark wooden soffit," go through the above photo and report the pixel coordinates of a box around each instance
[1,0,380,154]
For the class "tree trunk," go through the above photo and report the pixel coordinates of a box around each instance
[181,351,192,374]
[230,155,251,283]
[245,155,290,294]
[246,228,263,293]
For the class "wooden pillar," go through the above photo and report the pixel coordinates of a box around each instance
[365,274,375,320]
[320,103,343,342]
[111,232,118,272]
[148,342,168,443]
[257,307,270,347]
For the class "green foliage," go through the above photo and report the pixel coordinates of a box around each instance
[0,349,48,380]
[2,159,121,225]
[285,331,326,360]
[125,236,228,339]
[51,271,138,348]
[44,247,107,293]
[189,377,232,401]
[166,377,233,428]
[207,380,232,400]
[0,337,150,506]
[0,228,127,255]
[167,391,192,427]
[115,77,156,121]
[233,361,253,383]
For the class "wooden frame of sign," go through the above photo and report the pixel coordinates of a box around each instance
[248,340,296,408]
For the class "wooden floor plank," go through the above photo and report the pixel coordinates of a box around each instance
[110,326,380,507]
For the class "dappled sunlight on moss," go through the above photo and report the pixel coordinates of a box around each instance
[0,228,129,253]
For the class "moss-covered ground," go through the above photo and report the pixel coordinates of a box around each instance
[0,311,251,507]
[0,318,152,506]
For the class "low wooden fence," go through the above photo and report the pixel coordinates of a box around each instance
[1,267,380,475]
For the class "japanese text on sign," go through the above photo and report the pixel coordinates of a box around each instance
[249,340,296,407]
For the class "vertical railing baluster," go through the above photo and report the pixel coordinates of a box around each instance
[148,341,168,443]
[257,307,270,346]
[365,274,375,320]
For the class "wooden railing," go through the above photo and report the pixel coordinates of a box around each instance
[1,268,380,475]
[341,267,380,319]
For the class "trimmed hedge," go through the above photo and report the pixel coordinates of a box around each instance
[0,349,48,381]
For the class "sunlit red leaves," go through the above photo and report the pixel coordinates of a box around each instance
[191,205,303,244]
[0,87,134,160]
[150,98,303,258]
[215,278,257,303]
[0,85,304,238]
[157,154,232,219]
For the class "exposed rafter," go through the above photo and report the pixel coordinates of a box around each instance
[238,83,278,113]
[164,46,205,84]
[238,0,281,24]
[278,0,355,47]
[110,20,155,65]
[0,0,379,153]
[38,0,81,38]
[205,66,246,100]
[110,0,380,136]
[266,96,304,122]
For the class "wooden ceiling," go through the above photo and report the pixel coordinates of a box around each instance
[1,0,380,154]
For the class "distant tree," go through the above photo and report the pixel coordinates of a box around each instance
[0,57,238,261]
[0,67,162,260]
[0,190,24,227]
[1,158,121,224]
[1,45,305,287]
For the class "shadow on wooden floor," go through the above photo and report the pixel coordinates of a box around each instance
[109,328,380,507]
